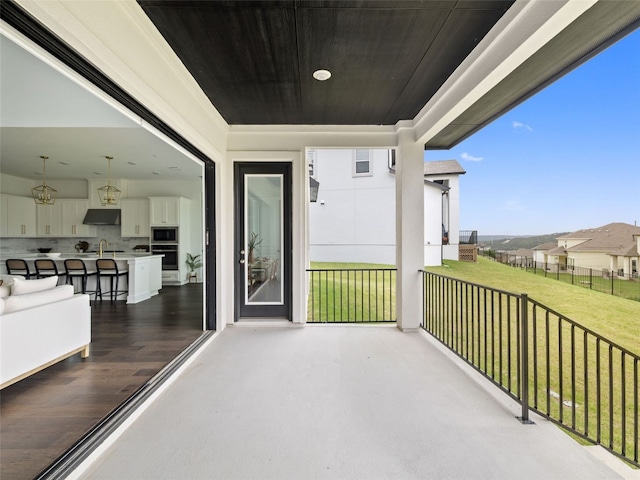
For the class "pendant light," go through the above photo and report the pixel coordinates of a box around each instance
[97,155,121,206]
[32,155,57,205]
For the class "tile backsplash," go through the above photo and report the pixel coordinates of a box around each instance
[0,226,149,254]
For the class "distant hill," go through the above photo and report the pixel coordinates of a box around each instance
[478,233,570,251]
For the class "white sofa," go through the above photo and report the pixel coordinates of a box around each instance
[0,275,91,389]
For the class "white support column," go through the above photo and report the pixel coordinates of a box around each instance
[395,127,424,332]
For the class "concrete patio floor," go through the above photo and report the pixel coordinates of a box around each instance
[73,324,631,479]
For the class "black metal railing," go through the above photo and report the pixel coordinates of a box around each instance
[480,250,640,302]
[420,270,639,467]
[459,230,478,245]
[306,268,396,323]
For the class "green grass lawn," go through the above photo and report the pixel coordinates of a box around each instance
[426,257,640,353]
[307,262,395,322]
[527,265,640,302]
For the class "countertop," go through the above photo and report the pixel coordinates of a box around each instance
[1,253,162,261]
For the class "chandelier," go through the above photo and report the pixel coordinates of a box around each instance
[32,155,57,205]
[97,155,121,206]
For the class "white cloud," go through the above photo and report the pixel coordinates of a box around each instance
[460,152,483,162]
[512,121,533,132]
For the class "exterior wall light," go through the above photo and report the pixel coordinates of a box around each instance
[309,177,320,202]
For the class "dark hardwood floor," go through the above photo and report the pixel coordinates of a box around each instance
[0,284,204,480]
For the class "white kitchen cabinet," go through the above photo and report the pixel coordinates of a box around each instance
[60,199,96,237]
[161,270,180,284]
[149,197,185,226]
[121,198,150,237]
[0,194,37,237]
[149,197,190,285]
[36,202,62,237]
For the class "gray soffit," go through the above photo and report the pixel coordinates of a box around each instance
[425,1,640,149]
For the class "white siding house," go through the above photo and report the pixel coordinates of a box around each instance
[309,149,465,266]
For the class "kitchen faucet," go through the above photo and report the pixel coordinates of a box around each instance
[99,239,108,258]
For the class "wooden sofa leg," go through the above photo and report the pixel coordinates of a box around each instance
[81,344,90,358]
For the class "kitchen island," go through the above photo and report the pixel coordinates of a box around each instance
[1,254,164,304]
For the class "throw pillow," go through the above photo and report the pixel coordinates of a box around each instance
[3,285,73,314]
[11,276,59,295]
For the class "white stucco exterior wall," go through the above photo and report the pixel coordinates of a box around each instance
[310,149,396,265]
[309,149,463,266]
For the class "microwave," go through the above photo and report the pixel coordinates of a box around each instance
[151,227,178,243]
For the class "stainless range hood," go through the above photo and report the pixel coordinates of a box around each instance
[82,209,121,225]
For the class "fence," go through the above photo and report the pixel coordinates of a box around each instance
[420,269,639,467]
[459,230,478,245]
[306,268,396,323]
[481,250,640,302]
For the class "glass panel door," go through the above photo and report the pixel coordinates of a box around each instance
[245,174,283,304]
[235,163,291,320]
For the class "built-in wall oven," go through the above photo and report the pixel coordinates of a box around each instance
[151,244,179,270]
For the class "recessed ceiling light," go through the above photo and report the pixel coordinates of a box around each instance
[59,161,70,165]
[128,161,137,165]
[313,69,331,81]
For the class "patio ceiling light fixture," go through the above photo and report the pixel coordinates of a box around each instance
[97,155,121,206]
[312,69,331,81]
[32,155,57,205]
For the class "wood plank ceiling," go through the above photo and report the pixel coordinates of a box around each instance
[137,0,514,125]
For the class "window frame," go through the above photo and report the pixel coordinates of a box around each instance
[352,149,372,177]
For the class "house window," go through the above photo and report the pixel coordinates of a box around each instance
[307,149,316,178]
[353,149,372,177]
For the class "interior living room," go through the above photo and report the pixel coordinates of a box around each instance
[0,17,209,479]
[1,1,639,478]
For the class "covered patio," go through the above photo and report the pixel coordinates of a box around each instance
[72,325,629,479]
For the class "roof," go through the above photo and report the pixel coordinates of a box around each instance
[506,248,534,258]
[547,246,568,256]
[532,242,557,251]
[562,223,640,257]
[423,160,466,176]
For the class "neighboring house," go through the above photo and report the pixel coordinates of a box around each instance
[308,149,464,266]
[422,159,466,265]
[533,223,640,277]
[496,248,534,266]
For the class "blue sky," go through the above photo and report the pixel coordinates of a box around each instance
[427,28,640,236]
